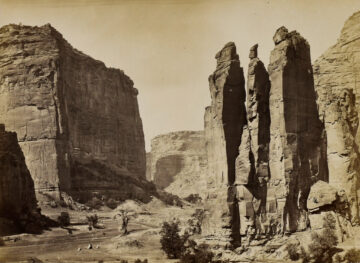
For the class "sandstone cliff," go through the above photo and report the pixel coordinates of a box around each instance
[0,124,50,235]
[267,27,328,233]
[313,11,360,223]
[203,30,331,248]
[0,24,150,203]
[203,42,247,247]
[146,131,207,198]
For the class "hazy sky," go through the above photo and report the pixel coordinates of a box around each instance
[1,0,360,150]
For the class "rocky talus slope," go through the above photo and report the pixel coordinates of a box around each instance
[203,24,356,248]
[0,24,153,204]
[314,10,360,224]
[146,131,207,198]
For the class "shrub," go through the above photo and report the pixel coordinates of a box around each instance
[57,212,70,227]
[160,219,189,259]
[125,239,143,248]
[286,243,300,261]
[180,242,228,263]
[307,213,338,263]
[86,197,103,210]
[187,209,205,235]
[86,214,99,228]
[106,198,118,209]
[184,194,202,204]
[344,248,360,263]
[134,259,148,263]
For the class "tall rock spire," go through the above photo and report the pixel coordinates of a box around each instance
[268,27,328,232]
[203,42,247,247]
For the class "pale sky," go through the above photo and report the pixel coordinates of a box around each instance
[1,0,360,150]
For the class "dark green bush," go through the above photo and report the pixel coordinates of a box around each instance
[344,248,360,263]
[134,259,148,263]
[57,212,70,227]
[106,198,118,209]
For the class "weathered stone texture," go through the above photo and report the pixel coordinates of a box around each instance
[146,131,207,198]
[0,124,37,219]
[0,24,147,201]
[313,11,360,223]
[234,44,271,237]
[267,27,327,232]
[203,42,247,246]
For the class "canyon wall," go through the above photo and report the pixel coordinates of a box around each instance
[267,27,328,233]
[0,24,149,202]
[203,42,247,247]
[313,10,360,223]
[203,29,330,247]
[146,131,207,198]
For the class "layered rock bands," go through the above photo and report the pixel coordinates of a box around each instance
[146,131,207,198]
[0,24,151,203]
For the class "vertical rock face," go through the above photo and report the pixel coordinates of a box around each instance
[268,27,327,232]
[0,124,37,219]
[235,44,271,236]
[313,11,360,223]
[203,42,246,246]
[0,24,147,202]
[146,131,207,198]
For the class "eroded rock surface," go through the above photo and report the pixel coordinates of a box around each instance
[234,44,271,237]
[0,24,150,203]
[203,42,247,247]
[313,10,360,223]
[267,27,328,233]
[146,131,207,198]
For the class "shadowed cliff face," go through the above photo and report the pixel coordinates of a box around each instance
[268,27,328,233]
[0,24,148,203]
[314,10,360,223]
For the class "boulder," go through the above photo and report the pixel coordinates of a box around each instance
[307,180,338,211]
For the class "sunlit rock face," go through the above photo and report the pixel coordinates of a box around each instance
[0,24,148,202]
[203,42,247,247]
[267,27,328,233]
[146,131,207,198]
[235,44,271,237]
[313,11,360,223]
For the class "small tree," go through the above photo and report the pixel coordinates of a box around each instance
[160,219,189,259]
[86,214,99,230]
[286,243,300,261]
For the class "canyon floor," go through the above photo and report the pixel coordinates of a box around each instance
[0,198,198,263]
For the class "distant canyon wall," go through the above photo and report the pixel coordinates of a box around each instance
[0,24,148,202]
[146,131,207,198]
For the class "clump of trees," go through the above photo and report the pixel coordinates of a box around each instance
[159,219,228,263]
[286,213,339,263]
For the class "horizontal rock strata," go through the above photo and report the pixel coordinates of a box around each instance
[0,24,150,203]
[146,131,207,198]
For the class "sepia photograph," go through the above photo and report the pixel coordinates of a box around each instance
[0,0,360,262]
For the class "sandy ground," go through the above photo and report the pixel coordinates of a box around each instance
[0,198,197,263]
